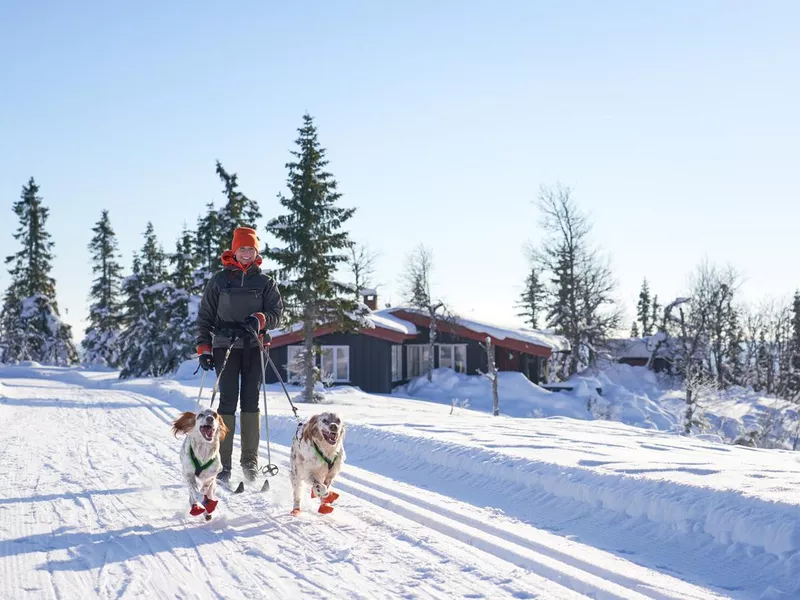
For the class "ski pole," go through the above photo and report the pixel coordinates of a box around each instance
[209,337,237,410]
[258,342,279,478]
[266,352,300,420]
[194,368,208,412]
[246,327,279,484]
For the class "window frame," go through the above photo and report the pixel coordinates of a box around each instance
[321,345,350,382]
[438,343,468,374]
[286,345,304,380]
[391,345,403,382]
[406,344,431,379]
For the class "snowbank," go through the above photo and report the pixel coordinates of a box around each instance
[394,366,677,429]
[297,420,800,558]
[395,363,800,451]
[394,368,590,419]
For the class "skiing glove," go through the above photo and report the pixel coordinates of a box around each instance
[199,353,215,371]
[244,312,267,336]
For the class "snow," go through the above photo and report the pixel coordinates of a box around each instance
[394,366,677,428]
[269,307,418,339]
[606,338,652,360]
[385,306,570,351]
[394,363,800,450]
[370,309,418,335]
[1,362,799,599]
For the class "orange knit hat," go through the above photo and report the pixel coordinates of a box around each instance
[231,227,259,253]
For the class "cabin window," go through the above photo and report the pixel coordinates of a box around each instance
[321,346,350,382]
[407,344,431,378]
[391,345,403,381]
[439,344,468,374]
[286,345,305,380]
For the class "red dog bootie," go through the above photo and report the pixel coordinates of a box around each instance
[202,496,218,514]
[318,504,334,514]
[189,503,205,516]
[321,492,339,504]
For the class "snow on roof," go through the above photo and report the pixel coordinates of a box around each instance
[385,307,570,352]
[605,338,651,359]
[371,309,418,335]
[454,315,570,352]
[269,307,417,339]
[266,305,565,350]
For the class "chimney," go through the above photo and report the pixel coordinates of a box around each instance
[361,289,378,311]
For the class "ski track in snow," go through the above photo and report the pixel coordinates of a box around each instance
[1,373,795,599]
[0,378,586,599]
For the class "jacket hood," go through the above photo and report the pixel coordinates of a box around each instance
[221,250,263,273]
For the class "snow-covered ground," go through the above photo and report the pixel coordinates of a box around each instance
[1,363,799,599]
[395,364,800,449]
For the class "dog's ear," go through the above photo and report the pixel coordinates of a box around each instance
[172,411,196,437]
[301,415,319,444]
[216,413,229,440]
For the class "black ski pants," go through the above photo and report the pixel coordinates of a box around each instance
[214,344,263,415]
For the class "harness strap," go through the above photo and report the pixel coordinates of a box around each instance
[313,441,338,470]
[190,444,217,477]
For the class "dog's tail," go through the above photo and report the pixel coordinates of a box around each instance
[172,411,196,437]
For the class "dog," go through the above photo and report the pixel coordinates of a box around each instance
[172,408,229,519]
[290,412,346,516]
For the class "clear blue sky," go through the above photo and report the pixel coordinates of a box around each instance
[1,1,798,342]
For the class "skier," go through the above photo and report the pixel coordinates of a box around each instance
[196,226,283,485]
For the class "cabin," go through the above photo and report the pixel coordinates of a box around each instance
[264,297,570,394]
[604,337,672,373]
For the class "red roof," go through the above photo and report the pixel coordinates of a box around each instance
[268,322,416,348]
[267,309,557,358]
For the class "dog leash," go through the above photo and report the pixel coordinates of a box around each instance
[194,369,208,412]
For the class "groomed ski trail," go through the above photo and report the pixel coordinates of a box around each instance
[0,376,734,599]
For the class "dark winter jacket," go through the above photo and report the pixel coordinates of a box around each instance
[196,252,283,353]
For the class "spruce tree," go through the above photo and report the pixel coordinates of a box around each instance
[756,329,771,393]
[793,292,800,350]
[265,113,362,402]
[725,306,744,386]
[162,226,200,371]
[195,203,220,272]
[172,225,198,293]
[215,162,261,253]
[516,266,545,329]
[789,291,800,397]
[82,210,124,366]
[0,178,77,365]
[117,223,174,378]
[637,279,652,336]
[651,294,661,332]
[630,321,640,338]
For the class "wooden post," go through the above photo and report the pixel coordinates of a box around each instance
[482,336,499,416]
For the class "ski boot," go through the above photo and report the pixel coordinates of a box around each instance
[217,468,231,485]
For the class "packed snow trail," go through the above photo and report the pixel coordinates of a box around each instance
[1,378,590,599]
[0,372,769,599]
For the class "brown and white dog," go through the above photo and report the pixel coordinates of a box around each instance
[290,412,346,516]
[172,408,229,519]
